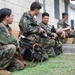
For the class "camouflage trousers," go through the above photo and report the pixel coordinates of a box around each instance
[67,30,75,37]
[0,44,16,70]
[39,37,55,46]
[39,37,56,57]
[60,30,75,43]
[67,30,75,44]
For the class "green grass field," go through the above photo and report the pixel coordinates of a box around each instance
[11,54,75,75]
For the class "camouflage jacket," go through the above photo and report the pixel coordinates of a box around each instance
[19,12,40,36]
[5,24,12,35]
[57,19,69,29]
[18,12,40,44]
[0,23,17,45]
[39,22,53,44]
[39,22,52,34]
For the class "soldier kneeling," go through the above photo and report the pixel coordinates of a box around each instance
[0,8,24,75]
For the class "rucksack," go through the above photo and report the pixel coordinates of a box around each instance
[20,38,48,62]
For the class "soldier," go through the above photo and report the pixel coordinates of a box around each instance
[57,12,75,43]
[19,2,45,41]
[39,12,62,56]
[19,2,48,61]
[39,12,58,39]
[0,8,24,74]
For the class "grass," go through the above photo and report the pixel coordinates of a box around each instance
[11,54,75,75]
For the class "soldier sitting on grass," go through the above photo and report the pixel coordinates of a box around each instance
[39,12,62,56]
[18,2,49,61]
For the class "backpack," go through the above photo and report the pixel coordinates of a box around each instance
[20,38,48,62]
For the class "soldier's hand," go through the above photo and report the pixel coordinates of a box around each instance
[70,29,74,32]
[18,35,25,40]
[39,28,45,33]
[39,28,47,37]
[52,33,58,39]
[67,26,70,30]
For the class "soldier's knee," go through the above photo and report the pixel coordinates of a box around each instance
[60,31,66,38]
[53,40,56,46]
[12,58,24,70]
[50,39,55,46]
[8,44,16,54]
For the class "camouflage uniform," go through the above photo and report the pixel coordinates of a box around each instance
[57,19,64,31]
[5,24,19,47]
[39,22,55,46]
[57,19,70,33]
[57,19,75,43]
[0,23,19,46]
[0,44,16,70]
[0,23,24,70]
[19,12,48,60]
[39,22,56,57]
[5,24,12,35]
[0,23,16,69]
[19,12,40,45]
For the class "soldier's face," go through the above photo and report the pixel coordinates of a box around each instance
[64,15,68,21]
[42,16,49,25]
[6,13,14,24]
[34,9,40,15]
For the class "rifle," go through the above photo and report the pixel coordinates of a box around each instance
[51,25,59,41]
[51,25,56,33]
